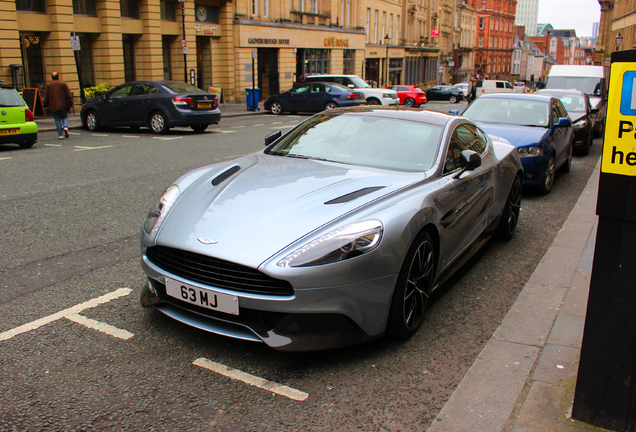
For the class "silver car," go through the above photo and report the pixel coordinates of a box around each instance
[140,106,523,351]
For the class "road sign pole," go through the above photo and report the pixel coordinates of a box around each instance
[572,48,636,431]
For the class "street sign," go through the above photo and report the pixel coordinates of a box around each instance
[431,29,439,38]
[70,35,81,51]
[180,39,187,48]
[252,49,257,59]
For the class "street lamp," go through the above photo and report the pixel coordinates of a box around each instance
[178,0,187,83]
[384,34,391,87]
[616,32,623,51]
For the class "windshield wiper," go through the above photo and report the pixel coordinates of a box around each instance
[287,154,327,161]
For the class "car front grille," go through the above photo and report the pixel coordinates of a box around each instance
[146,246,294,296]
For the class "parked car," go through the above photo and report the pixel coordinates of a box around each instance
[264,82,365,115]
[304,74,399,106]
[454,82,469,97]
[0,86,38,148]
[385,85,428,107]
[473,80,515,98]
[139,106,523,351]
[80,81,221,134]
[536,89,597,155]
[513,82,527,93]
[458,93,573,194]
[425,85,464,103]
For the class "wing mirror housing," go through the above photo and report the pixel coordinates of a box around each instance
[556,117,572,128]
[449,110,459,115]
[454,150,481,178]
[264,130,282,146]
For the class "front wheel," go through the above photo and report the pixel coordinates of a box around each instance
[270,101,284,115]
[449,95,458,104]
[149,112,169,134]
[404,97,416,107]
[580,133,591,156]
[496,176,522,241]
[386,231,436,339]
[85,111,100,132]
[367,98,381,105]
[191,124,209,133]
[324,102,338,110]
[539,155,556,194]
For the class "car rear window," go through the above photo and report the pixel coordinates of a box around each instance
[163,82,206,94]
[0,89,27,107]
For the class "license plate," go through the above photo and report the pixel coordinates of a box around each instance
[165,278,239,315]
[0,129,19,135]
[198,102,212,108]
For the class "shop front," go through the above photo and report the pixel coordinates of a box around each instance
[365,46,405,88]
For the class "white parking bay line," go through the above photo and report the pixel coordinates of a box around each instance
[213,130,236,134]
[44,144,63,147]
[74,145,112,152]
[91,133,109,137]
[193,358,309,402]
[0,288,132,342]
[121,135,140,138]
[66,313,134,340]
[269,125,294,129]
[0,157,12,161]
[152,136,183,141]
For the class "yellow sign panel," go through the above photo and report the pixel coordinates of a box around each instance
[602,62,636,176]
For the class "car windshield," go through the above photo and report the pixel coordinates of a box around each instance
[463,98,549,127]
[349,76,370,88]
[545,77,603,97]
[266,112,443,171]
[163,82,206,94]
[0,89,26,107]
[554,95,588,112]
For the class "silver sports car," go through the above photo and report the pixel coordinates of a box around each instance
[140,106,523,351]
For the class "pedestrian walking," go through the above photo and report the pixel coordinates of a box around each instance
[43,72,73,140]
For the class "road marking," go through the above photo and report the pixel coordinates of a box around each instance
[74,145,112,152]
[231,125,245,129]
[91,134,109,137]
[193,358,309,401]
[152,136,183,141]
[270,125,294,129]
[213,130,236,134]
[0,288,132,341]
[272,121,283,124]
[0,157,13,161]
[66,313,134,340]
[44,144,63,147]
[122,135,140,138]
[253,124,264,127]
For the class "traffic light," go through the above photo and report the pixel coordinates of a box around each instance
[531,74,535,82]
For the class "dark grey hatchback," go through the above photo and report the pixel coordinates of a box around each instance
[80,81,221,133]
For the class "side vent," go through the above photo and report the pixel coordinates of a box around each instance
[325,186,385,204]
[212,165,241,186]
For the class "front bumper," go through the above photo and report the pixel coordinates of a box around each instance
[140,254,397,351]
[520,155,549,186]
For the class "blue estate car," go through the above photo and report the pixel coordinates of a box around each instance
[459,93,574,194]
[264,82,366,115]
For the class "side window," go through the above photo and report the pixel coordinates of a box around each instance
[111,84,133,98]
[398,86,409,91]
[556,100,568,118]
[551,100,560,125]
[444,124,487,174]
[496,82,505,88]
[505,82,513,89]
[291,85,310,94]
[144,84,159,95]
[311,84,328,93]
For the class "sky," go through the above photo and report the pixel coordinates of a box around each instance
[537,0,601,38]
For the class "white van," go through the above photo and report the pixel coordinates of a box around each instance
[473,80,514,98]
[545,65,607,136]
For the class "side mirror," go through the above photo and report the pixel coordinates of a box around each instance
[449,110,459,115]
[348,84,355,89]
[556,117,572,128]
[454,150,481,178]
[264,130,282,146]
[591,108,599,114]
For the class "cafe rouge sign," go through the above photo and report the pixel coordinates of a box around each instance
[247,37,350,47]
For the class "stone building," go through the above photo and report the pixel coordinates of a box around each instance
[0,0,454,106]
[595,0,635,67]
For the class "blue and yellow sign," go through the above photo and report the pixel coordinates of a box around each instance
[602,63,636,176]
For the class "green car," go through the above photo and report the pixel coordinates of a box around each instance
[0,86,38,148]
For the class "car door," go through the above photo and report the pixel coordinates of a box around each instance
[104,83,134,125]
[307,83,330,110]
[437,123,496,271]
[550,98,571,167]
[115,83,149,126]
[427,87,440,101]
[285,84,311,111]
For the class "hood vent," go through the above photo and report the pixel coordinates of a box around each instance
[212,165,240,186]
[325,186,385,204]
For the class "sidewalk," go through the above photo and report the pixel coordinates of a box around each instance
[34,102,266,133]
[428,160,610,432]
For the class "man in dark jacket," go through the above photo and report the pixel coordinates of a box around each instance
[43,72,73,140]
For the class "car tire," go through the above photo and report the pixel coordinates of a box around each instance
[270,101,284,115]
[539,155,556,194]
[19,140,35,149]
[149,111,169,134]
[367,98,381,105]
[580,133,591,156]
[191,124,209,133]
[561,142,573,173]
[496,176,522,241]
[386,230,436,339]
[404,98,416,107]
[594,121,604,138]
[324,102,338,110]
[85,111,100,132]
[449,95,458,104]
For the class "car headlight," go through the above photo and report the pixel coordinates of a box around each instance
[277,220,383,267]
[383,93,393,98]
[143,185,180,236]
[573,119,588,130]
[517,146,543,157]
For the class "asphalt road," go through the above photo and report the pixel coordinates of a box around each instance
[0,108,602,431]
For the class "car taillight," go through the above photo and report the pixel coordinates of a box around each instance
[347,93,359,99]
[214,96,219,104]
[25,108,34,122]
[173,97,194,106]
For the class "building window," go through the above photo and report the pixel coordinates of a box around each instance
[479,35,483,47]
[160,0,176,20]
[162,35,173,80]
[346,0,350,26]
[305,49,330,74]
[479,17,484,29]
[382,12,386,42]
[122,35,136,82]
[73,0,97,15]
[374,10,378,44]
[20,32,46,89]
[366,8,370,43]
[251,0,257,16]
[76,34,95,87]
[16,0,46,12]
[298,0,304,12]
[264,0,269,17]
[121,0,139,18]
[343,49,355,74]
[396,15,400,43]
[310,0,317,13]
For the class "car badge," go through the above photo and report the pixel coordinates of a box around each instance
[198,238,218,245]
[1,110,6,116]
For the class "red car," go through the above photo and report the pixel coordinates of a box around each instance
[385,85,428,107]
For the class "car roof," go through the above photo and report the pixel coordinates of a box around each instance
[536,89,586,96]
[322,106,456,126]
[478,93,553,102]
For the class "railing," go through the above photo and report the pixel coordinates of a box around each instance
[289,10,331,26]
